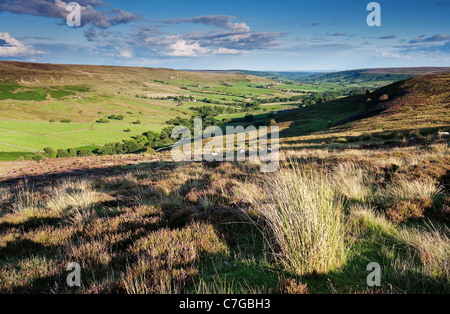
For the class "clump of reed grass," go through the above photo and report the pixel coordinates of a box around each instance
[247,163,348,275]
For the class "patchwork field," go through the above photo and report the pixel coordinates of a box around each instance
[0,61,318,157]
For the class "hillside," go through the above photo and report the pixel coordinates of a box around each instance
[238,67,450,90]
[0,61,305,157]
[272,73,450,147]
[332,73,450,131]
[309,67,450,80]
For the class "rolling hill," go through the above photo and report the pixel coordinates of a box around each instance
[0,61,303,156]
[271,72,450,148]
[237,67,450,90]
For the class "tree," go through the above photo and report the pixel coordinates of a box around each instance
[135,135,148,146]
[98,143,118,155]
[32,153,45,162]
[68,148,77,157]
[57,149,71,158]
[115,142,127,154]
[144,131,159,143]
[97,118,110,124]
[244,114,254,122]
[44,147,57,158]
[78,149,93,157]
[124,139,143,153]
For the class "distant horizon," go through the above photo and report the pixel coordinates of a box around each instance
[2,59,450,74]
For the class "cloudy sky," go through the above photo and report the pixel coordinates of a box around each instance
[0,0,449,70]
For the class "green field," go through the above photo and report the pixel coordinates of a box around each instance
[0,62,316,157]
[0,119,168,153]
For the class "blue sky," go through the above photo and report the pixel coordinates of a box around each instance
[0,0,449,70]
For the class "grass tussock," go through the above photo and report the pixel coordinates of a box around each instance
[12,181,41,214]
[396,223,449,281]
[247,164,348,276]
[333,163,374,203]
[376,178,443,222]
[45,179,103,215]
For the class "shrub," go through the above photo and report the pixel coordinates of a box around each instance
[78,149,93,157]
[97,118,110,124]
[44,147,57,158]
[68,148,77,157]
[244,114,254,122]
[146,147,156,155]
[57,149,71,158]
[124,139,143,153]
[133,120,142,125]
[60,119,72,123]
[385,199,432,223]
[32,153,45,162]
[98,143,118,156]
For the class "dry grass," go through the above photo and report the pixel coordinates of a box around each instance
[246,163,348,275]
[333,163,374,203]
[45,179,102,215]
[12,181,41,214]
[0,139,449,294]
[396,223,449,281]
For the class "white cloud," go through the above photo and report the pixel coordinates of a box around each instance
[0,32,44,57]
[381,52,412,59]
[166,39,209,57]
[165,37,244,57]
[231,22,250,33]
[119,48,133,58]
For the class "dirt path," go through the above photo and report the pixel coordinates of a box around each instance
[47,129,90,135]
[0,141,40,152]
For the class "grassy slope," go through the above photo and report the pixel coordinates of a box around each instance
[0,61,293,154]
[236,67,450,90]
[273,73,450,148]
